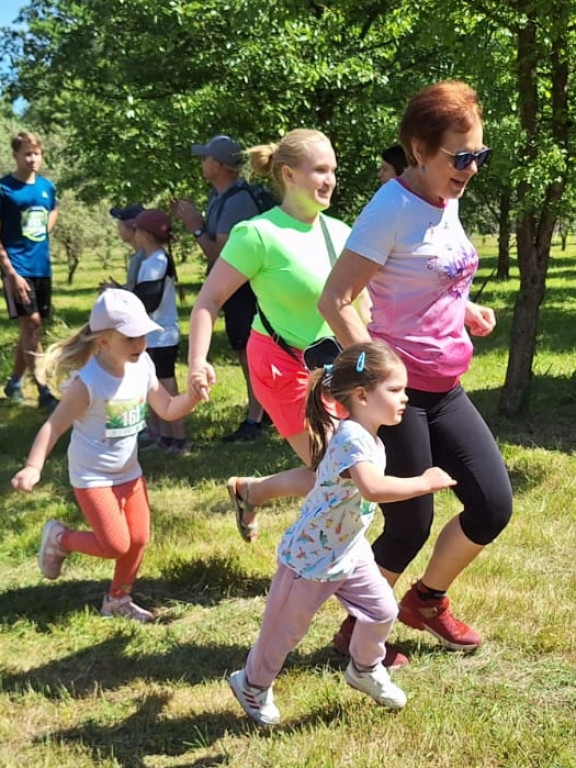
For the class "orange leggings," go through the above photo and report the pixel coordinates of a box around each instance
[60,476,151,598]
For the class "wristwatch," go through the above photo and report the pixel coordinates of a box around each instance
[193,228,204,238]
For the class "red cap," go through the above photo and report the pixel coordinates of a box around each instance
[127,209,172,241]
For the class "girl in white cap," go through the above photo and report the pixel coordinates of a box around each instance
[11,289,200,622]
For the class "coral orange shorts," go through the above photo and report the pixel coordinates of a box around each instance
[247,330,309,438]
[247,330,345,438]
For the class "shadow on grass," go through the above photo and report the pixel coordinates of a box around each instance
[2,585,456,767]
[0,586,450,700]
[281,635,459,681]
[0,554,271,631]
[20,635,451,767]
[36,694,346,768]
[1,633,248,696]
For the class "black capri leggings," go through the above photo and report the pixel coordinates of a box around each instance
[372,385,513,574]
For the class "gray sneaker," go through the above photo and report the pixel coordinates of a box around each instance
[229,668,280,725]
[345,661,407,710]
[38,389,59,411]
[4,379,24,404]
[38,520,69,579]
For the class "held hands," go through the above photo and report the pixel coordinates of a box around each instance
[188,359,216,403]
[465,301,496,337]
[422,467,457,492]
[11,465,41,492]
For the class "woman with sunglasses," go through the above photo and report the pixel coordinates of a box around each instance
[318,80,513,660]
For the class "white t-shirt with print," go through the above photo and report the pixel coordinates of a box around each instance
[68,353,158,488]
[278,419,384,581]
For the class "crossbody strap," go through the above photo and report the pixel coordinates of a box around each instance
[257,305,300,360]
[257,215,338,361]
[319,214,338,266]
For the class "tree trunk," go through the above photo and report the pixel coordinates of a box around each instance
[497,188,511,280]
[498,14,568,416]
[498,214,548,416]
[66,247,79,285]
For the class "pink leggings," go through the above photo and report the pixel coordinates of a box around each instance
[60,476,150,598]
[246,557,398,689]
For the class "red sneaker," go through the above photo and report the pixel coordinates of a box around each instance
[332,615,356,656]
[383,644,410,669]
[332,615,410,669]
[398,583,482,651]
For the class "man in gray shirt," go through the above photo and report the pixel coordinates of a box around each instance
[171,135,264,442]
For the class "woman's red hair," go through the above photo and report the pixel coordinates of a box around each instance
[399,80,483,166]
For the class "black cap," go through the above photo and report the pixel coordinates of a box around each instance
[109,203,146,221]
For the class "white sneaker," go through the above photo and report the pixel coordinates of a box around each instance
[38,520,69,579]
[345,661,407,710]
[228,668,280,725]
[100,594,154,623]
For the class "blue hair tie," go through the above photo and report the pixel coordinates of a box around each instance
[356,352,366,373]
[322,363,333,386]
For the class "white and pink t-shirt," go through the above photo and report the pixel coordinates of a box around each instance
[346,178,478,392]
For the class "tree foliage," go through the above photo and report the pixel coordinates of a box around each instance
[1,0,425,214]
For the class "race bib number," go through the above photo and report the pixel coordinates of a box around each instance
[21,207,49,242]
[105,398,147,438]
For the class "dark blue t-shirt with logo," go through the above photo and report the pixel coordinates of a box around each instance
[0,174,58,278]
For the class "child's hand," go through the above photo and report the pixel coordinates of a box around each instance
[188,359,216,403]
[423,466,457,491]
[11,466,41,492]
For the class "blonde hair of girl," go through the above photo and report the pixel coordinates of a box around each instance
[40,324,103,383]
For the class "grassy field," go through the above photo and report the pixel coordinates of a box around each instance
[1,238,575,768]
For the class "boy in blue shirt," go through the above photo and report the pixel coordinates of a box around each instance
[0,131,59,409]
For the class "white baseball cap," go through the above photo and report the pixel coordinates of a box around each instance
[90,289,162,337]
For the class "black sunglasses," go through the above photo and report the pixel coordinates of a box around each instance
[440,147,491,171]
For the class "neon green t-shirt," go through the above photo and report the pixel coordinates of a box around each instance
[220,207,350,349]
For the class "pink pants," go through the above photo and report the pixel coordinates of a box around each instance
[246,556,398,689]
[61,476,150,598]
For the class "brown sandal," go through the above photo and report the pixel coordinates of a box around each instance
[226,477,259,543]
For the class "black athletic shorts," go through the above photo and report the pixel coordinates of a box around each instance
[147,344,179,379]
[3,276,53,319]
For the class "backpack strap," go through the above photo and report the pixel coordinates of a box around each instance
[211,180,251,228]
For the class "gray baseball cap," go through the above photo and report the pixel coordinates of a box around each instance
[191,135,243,167]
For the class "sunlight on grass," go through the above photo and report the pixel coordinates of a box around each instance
[1,240,575,767]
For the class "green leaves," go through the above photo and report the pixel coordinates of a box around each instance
[2,0,575,227]
[0,0,423,211]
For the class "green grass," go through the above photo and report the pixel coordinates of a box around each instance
[1,238,576,767]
